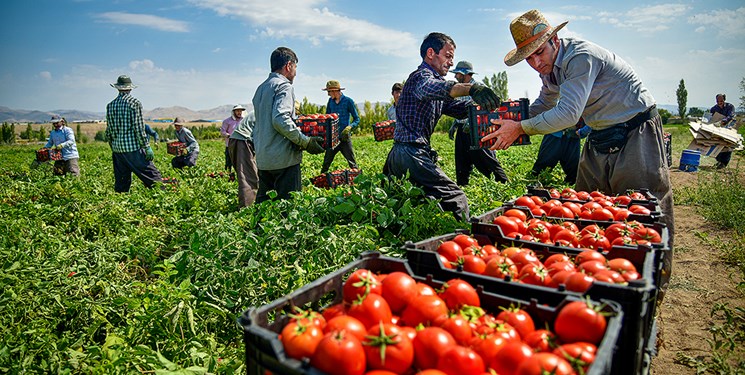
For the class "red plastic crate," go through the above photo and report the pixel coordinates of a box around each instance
[373,120,395,141]
[468,99,532,150]
[296,114,340,150]
[167,142,186,156]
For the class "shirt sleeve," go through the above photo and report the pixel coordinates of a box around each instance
[59,127,76,149]
[185,130,198,152]
[273,82,309,148]
[348,98,360,128]
[220,119,231,137]
[132,101,148,148]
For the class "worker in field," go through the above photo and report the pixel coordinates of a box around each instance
[229,109,259,207]
[483,9,674,296]
[709,93,737,169]
[144,124,159,144]
[44,115,80,176]
[105,75,163,192]
[448,61,508,186]
[320,80,360,174]
[386,82,403,121]
[382,32,501,221]
[221,104,245,171]
[171,118,200,169]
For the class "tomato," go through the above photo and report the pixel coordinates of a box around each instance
[604,223,631,242]
[504,208,529,222]
[493,215,521,236]
[621,270,641,281]
[514,196,537,208]
[343,269,382,304]
[480,244,500,258]
[590,208,614,221]
[607,258,637,274]
[508,250,541,272]
[324,315,368,341]
[400,294,449,327]
[489,341,534,375]
[413,327,457,370]
[497,306,535,340]
[564,272,595,293]
[577,260,608,276]
[415,371,448,375]
[633,227,662,243]
[515,352,575,375]
[363,323,414,373]
[593,269,625,284]
[523,329,557,353]
[543,253,571,268]
[470,333,509,367]
[458,254,486,275]
[575,249,607,265]
[562,202,582,216]
[578,232,611,251]
[439,279,480,310]
[437,241,463,263]
[436,346,485,375]
[552,229,579,246]
[629,204,651,215]
[540,199,562,213]
[530,206,547,217]
[575,190,591,201]
[280,321,324,360]
[579,224,604,237]
[530,195,545,206]
[347,293,393,329]
[322,303,347,322]
[381,271,418,314]
[364,371,398,375]
[416,282,437,296]
[546,261,577,277]
[526,222,551,243]
[554,300,607,345]
[613,195,632,206]
[518,264,553,287]
[484,255,519,280]
[549,270,574,288]
[559,221,580,233]
[289,308,327,329]
[548,205,575,219]
[614,208,632,221]
[453,234,480,251]
[311,330,366,375]
[439,314,473,345]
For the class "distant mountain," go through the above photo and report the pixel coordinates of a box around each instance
[0,104,254,123]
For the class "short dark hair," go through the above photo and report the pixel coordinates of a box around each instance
[270,47,298,72]
[391,82,403,93]
[717,93,726,101]
[420,32,455,59]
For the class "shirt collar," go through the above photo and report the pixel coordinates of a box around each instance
[419,61,443,79]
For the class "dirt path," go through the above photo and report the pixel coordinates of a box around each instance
[650,164,745,374]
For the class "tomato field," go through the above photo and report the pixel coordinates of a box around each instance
[1,126,742,374]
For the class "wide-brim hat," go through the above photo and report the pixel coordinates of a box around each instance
[232,104,246,111]
[450,61,477,75]
[50,115,64,124]
[173,117,186,126]
[110,75,137,90]
[322,80,345,91]
[504,9,568,67]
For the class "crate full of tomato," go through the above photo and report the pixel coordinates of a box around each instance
[525,186,661,212]
[373,120,396,141]
[167,141,187,156]
[310,168,361,189]
[468,98,532,150]
[296,113,340,150]
[239,251,622,375]
[36,148,62,162]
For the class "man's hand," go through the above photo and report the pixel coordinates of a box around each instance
[52,145,61,150]
[305,136,325,154]
[341,126,351,141]
[469,83,500,112]
[448,123,457,140]
[144,146,155,161]
[482,118,525,150]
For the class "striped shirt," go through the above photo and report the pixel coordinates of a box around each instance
[393,62,470,145]
[326,94,360,132]
[105,91,149,153]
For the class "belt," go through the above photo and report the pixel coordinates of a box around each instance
[624,105,658,130]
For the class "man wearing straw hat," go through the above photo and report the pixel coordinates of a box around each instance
[483,9,674,294]
[320,79,360,174]
[105,75,163,192]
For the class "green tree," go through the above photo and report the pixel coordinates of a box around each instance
[676,79,687,119]
[739,77,745,112]
[37,125,47,141]
[688,107,704,118]
[76,123,82,141]
[482,72,509,102]
[658,108,671,124]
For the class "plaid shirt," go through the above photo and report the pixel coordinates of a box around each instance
[393,62,469,145]
[105,91,148,153]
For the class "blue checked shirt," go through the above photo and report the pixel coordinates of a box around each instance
[394,62,470,145]
[326,94,360,132]
[105,91,149,153]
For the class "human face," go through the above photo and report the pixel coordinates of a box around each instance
[428,43,455,76]
[526,37,559,76]
[327,89,341,101]
[233,109,243,118]
[285,60,297,83]
[174,124,183,131]
[716,96,725,108]
[53,121,63,129]
[392,90,401,104]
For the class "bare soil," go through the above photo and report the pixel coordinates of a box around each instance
[650,160,745,374]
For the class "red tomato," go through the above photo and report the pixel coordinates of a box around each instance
[604,223,631,242]
[400,294,449,327]
[565,272,595,293]
[493,215,521,236]
[489,341,534,375]
[543,253,571,268]
[515,196,537,208]
[497,306,535,340]
[381,271,418,314]
[311,331,366,375]
[416,282,437,296]
[343,269,382,304]
[363,323,414,373]
[439,314,473,345]
[412,327,457,370]
[530,195,545,206]
[607,258,637,274]
[548,205,575,219]
[523,329,557,353]
[515,352,575,375]
[437,241,463,263]
[415,371,448,375]
[579,224,604,237]
[436,346,486,375]
[519,264,553,287]
[614,208,632,221]
[322,303,346,322]
[577,260,608,276]
[508,250,541,271]
[439,279,481,310]
[562,202,582,216]
[324,315,368,342]
[484,255,519,280]
[470,333,509,367]
[578,232,611,251]
[614,195,632,206]
[289,308,327,329]
[453,234,480,251]
[347,293,393,329]
[629,204,651,215]
[546,261,577,277]
[575,249,607,264]
[460,254,487,275]
[552,229,579,246]
[590,208,614,221]
[554,301,607,345]
[575,190,591,201]
[633,227,662,243]
[526,222,551,243]
[280,321,324,360]
[504,208,529,222]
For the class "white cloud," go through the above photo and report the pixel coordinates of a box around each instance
[39,71,52,80]
[598,4,691,32]
[188,0,417,57]
[128,59,162,73]
[95,12,190,33]
[688,7,745,38]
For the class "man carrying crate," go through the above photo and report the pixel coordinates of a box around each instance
[320,80,360,174]
[44,115,80,176]
[171,118,200,169]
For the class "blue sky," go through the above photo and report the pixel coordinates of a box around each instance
[1,0,743,113]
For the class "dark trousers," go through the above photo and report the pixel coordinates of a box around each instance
[383,142,469,221]
[716,151,732,166]
[321,137,357,173]
[228,139,258,208]
[224,147,233,170]
[256,164,302,203]
[112,150,162,192]
[454,125,508,185]
[171,151,199,169]
[530,134,581,184]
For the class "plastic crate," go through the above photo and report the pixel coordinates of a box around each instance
[36,148,62,162]
[167,142,187,156]
[238,252,622,375]
[373,120,395,141]
[525,186,660,207]
[296,114,340,150]
[468,99,532,150]
[405,229,656,375]
[309,168,361,189]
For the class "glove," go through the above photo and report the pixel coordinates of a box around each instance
[448,123,457,140]
[305,136,325,155]
[469,83,500,112]
[341,127,351,141]
[144,146,155,161]
[52,145,61,150]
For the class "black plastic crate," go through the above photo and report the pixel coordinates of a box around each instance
[373,120,395,141]
[468,99,532,150]
[36,148,62,162]
[238,252,622,375]
[309,168,361,189]
[296,115,340,150]
[525,186,661,209]
[405,229,658,375]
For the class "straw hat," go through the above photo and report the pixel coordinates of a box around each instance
[450,61,477,75]
[504,9,568,66]
[173,117,186,126]
[322,80,345,91]
[110,75,138,90]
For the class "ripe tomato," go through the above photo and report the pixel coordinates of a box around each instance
[439,279,481,310]
[412,327,457,370]
[436,346,486,375]
[324,315,368,341]
[453,234,480,251]
[575,249,607,264]
[575,190,591,201]
[607,258,637,274]
[497,306,535,340]
[552,229,579,246]
[629,204,651,215]
[381,271,418,314]
[322,303,346,322]
[578,232,611,251]
[548,205,575,219]
[523,329,557,353]
[564,272,595,293]
[614,208,632,221]
[415,371,448,375]
[485,256,519,280]
[526,222,551,243]
[614,195,632,206]
[343,269,382,304]
[460,254,487,275]
[280,321,324,360]
[554,301,607,345]
[593,268,625,284]
[590,208,614,221]
[577,260,608,276]
[633,227,662,243]
[437,241,463,263]
[289,308,327,329]
[439,314,473,345]
[489,341,534,375]
[514,196,537,208]
[543,253,571,268]
[515,352,575,375]
[519,264,553,287]
[311,330,366,375]
[470,333,509,366]
[546,261,577,277]
[493,215,521,236]
[508,250,541,271]
[347,293,393,329]
[363,323,414,373]
[400,294,449,327]
[579,224,604,237]
[504,208,529,222]
[416,282,437,296]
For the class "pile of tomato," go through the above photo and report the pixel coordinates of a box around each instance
[516,188,657,221]
[373,120,396,142]
[278,269,609,375]
[36,148,62,162]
